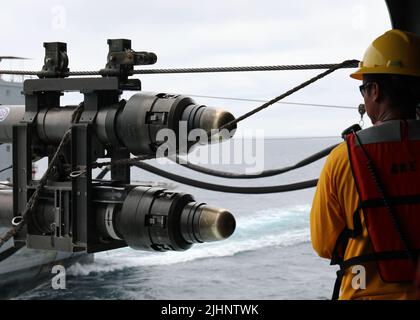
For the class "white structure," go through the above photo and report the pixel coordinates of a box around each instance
[0,69,24,181]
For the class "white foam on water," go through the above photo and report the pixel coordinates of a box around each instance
[68,205,311,276]
[236,204,310,230]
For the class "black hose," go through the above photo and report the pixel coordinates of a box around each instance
[0,182,12,188]
[133,162,318,194]
[0,245,24,263]
[0,165,12,175]
[173,143,338,179]
[95,167,110,180]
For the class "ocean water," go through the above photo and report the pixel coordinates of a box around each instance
[17,137,342,300]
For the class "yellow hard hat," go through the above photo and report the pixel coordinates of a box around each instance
[351,29,420,80]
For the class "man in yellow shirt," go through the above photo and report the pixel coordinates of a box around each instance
[310,29,420,300]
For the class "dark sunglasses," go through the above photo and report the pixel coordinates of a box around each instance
[359,82,374,98]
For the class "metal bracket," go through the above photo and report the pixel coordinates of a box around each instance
[12,124,32,244]
[71,124,92,250]
[40,42,69,78]
[10,39,145,253]
[99,39,156,90]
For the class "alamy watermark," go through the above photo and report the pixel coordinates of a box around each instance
[51,5,67,30]
[51,265,66,290]
[155,122,265,173]
[351,265,366,291]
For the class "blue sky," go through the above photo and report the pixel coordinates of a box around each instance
[0,0,392,136]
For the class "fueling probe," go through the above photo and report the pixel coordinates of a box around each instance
[0,39,236,253]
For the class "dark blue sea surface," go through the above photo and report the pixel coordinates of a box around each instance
[17,137,341,300]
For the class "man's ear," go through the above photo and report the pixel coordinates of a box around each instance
[370,82,382,102]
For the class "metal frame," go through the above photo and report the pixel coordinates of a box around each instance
[11,40,144,253]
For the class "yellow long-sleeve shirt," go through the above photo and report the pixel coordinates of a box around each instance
[310,142,417,300]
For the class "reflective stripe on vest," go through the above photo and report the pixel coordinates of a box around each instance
[347,120,420,283]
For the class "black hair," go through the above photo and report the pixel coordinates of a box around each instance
[364,73,420,115]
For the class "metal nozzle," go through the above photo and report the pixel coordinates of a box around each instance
[197,206,236,242]
[180,203,236,244]
[105,187,236,252]
[115,93,236,157]
[182,105,236,135]
[199,107,236,134]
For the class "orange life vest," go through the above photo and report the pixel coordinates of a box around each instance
[331,120,420,299]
